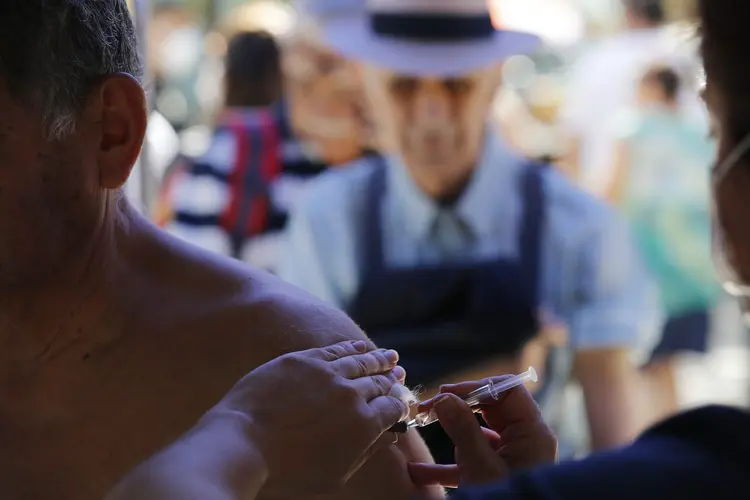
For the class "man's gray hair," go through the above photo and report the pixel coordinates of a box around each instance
[0,0,143,140]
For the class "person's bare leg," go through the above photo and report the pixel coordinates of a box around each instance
[641,357,680,426]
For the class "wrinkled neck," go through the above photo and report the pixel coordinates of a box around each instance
[0,192,133,364]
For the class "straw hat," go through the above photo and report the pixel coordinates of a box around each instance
[289,0,366,44]
[293,0,366,18]
[321,0,541,77]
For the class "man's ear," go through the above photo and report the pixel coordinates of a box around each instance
[89,73,148,189]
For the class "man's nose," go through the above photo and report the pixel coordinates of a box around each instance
[413,91,451,124]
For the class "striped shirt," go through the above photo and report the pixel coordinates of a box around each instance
[157,101,327,271]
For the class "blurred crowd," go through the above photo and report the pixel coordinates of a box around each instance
[133,0,748,461]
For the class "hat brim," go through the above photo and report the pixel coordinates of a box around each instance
[321,15,542,77]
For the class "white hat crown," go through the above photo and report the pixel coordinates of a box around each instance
[293,0,366,19]
[367,0,490,15]
[320,0,541,76]
[363,0,497,43]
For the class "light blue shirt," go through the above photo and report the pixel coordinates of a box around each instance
[278,133,662,357]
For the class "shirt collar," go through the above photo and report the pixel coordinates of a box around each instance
[386,130,522,241]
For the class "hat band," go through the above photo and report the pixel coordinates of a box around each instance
[370,12,495,41]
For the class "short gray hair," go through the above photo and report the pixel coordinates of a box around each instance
[0,0,143,140]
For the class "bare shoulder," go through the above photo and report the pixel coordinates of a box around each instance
[209,268,372,357]
[148,232,443,500]
[151,231,370,365]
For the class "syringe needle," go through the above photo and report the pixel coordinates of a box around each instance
[389,367,538,432]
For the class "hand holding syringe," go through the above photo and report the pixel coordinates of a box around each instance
[390,367,538,432]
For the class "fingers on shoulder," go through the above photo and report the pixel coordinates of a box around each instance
[333,349,399,378]
[368,393,410,428]
[308,340,369,362]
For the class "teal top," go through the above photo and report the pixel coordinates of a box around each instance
[618,108,722,316]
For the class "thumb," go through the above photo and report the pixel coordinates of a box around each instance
[433,394,506,485]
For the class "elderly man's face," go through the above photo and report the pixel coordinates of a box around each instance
[0,76,146,286]
[362,64,502,199]
[284,38,372,166]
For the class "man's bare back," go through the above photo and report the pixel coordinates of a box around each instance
[0,211,438,499]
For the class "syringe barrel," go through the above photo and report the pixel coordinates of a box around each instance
[462,383,492,407]
[487,366,538,398]
[408,367,539,428]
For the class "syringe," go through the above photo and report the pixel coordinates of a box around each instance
[392,367,538,432]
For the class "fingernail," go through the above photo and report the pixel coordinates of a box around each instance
[382,349,399,364]
[434,395,455,420]
[392,366,406,381]
[352,340,367,352]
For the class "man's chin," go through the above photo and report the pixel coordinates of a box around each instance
[403,152,456,168]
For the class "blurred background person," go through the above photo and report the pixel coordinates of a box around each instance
[280,0,661,464]
[609,65,721,422]
[560,0,699,198]
[158,31,288,270]
[158,28,325,273]
[156,0,375,273]
[283,0,377,167]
